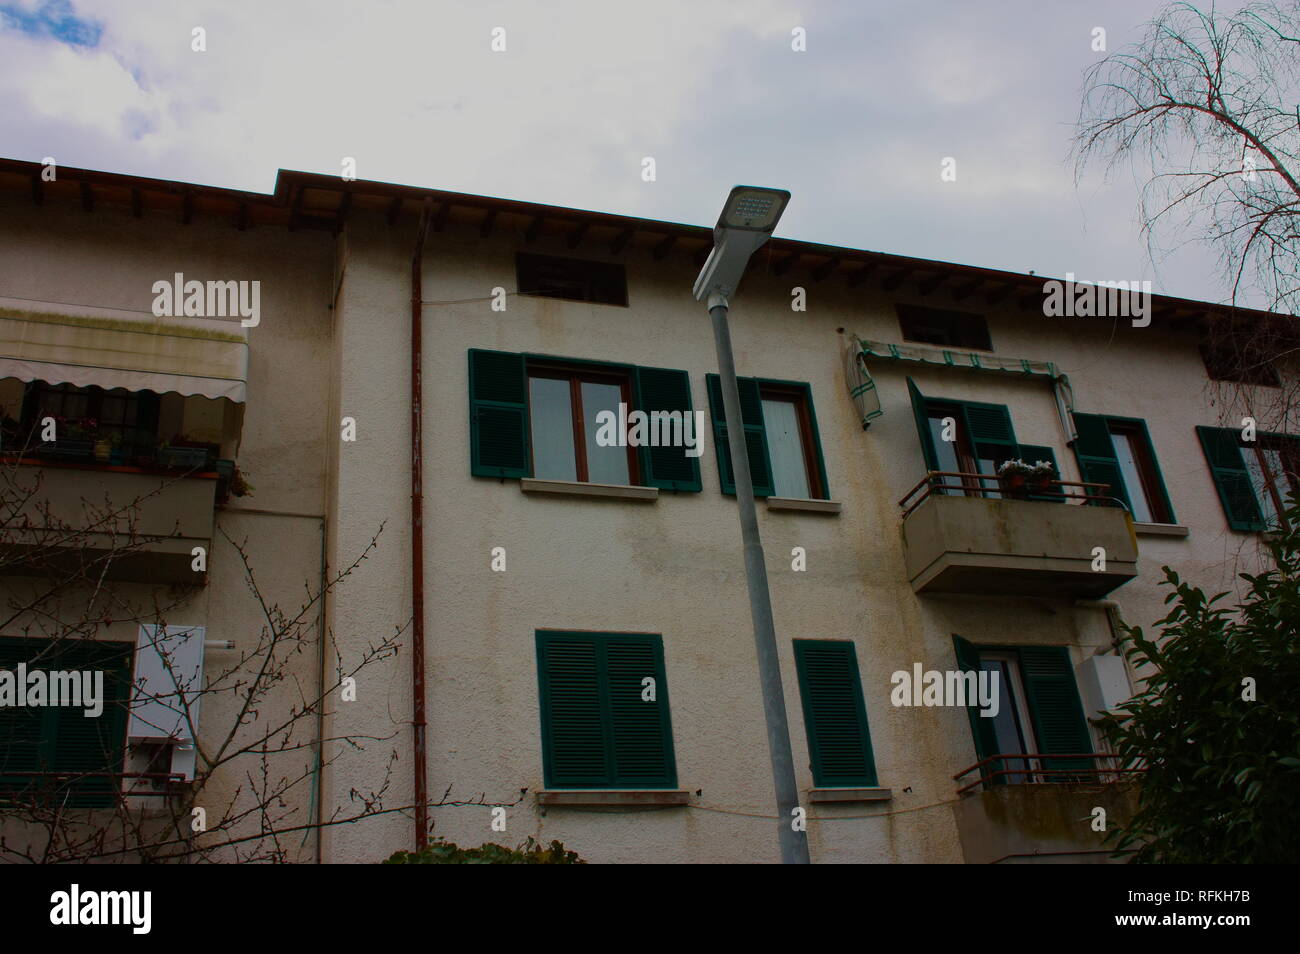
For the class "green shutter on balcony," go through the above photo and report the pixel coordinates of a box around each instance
[1196,425,1265,531]
[535,631,676,789]
[961,400,1018,462]
[1018,646,1092,775]
[952,635,1000,780]
[1072,412,1130,510]
[906,377,939,472]
[0,637,131,809]
[794,640,878,787]
[705,374,774,497]
[469,349,530,478]
[632,366,702,492]
[1131,419,1175,522]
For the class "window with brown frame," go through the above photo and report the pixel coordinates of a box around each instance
[1107,420,1174,524]
[897,304,992,351]
[1243,435,1300,528]
[516,253,628,306]
[527,363,639,485]
[760,383,825,499]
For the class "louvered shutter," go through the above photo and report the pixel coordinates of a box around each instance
[793,640,878,787]
[906,377,940,472]
[952,635,1002,785]
[1196,426,1265,531]
[632,366,702,492]
[605,636,676,787]
[0,637,130,808]
[536,633,609,787]
[1072,412,1129,510]
[535,632,676,789]
[468,349,530,478]
[1018,646,1092,778]
[705,373,774,497]
[962,400,1018,463]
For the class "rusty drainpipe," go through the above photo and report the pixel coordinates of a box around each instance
[410,198,432,849]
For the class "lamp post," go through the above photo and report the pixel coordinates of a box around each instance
[694,186,809,864]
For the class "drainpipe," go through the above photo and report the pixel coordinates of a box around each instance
[410,198,432,849]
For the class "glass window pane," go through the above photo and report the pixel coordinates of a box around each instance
[529,377,577,481]
[763,398,811,498]
[581,381,629,485]
[927,413,962,495]
[1111,431,1154,523]
[978,658,1030,782]
[1247,448,1282,527]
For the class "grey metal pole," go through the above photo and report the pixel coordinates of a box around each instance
[707,291,810,865]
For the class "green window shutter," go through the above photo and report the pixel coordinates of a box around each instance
[906,377,940,472]
[535,632,676,789]
[604,636,676,787]
[705,373,774,497]
[1018,443,1062,503]
[632,366,702,492]
[1017,646,1092,776]
[1196,425,1264,531]
[536,633,610,787]
[1133,419,1175,521]
[952,635,1001,783]
[468,349,530,478]
[793,640,878,787]
[0,637,131,809]
[1072,412,1129,510]
[961,401,1017,454]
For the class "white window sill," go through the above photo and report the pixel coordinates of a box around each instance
[520,478,658,501]
[807,787,893,804]
[1133,522,1189,538]
[766,497,842,514]
[536,789,691,807]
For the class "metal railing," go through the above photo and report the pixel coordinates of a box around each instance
[899,470,1122,518]
[954,752,1146,796]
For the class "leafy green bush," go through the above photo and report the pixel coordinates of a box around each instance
[1102,499,1300,862]
[383,836,585,864]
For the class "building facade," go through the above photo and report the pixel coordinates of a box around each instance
[0,158,1291,863]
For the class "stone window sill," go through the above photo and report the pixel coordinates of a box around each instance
[536,789,691,807]
[1133,522,1189,538]
[766,497,843,514]
[807,787,893,804]
[520,478,658,501]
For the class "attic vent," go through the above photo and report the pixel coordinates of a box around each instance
[897,304,992,352]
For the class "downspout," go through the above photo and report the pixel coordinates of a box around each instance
[410,198,432,849]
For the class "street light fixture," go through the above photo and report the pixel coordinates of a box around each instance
[694,185,809,865]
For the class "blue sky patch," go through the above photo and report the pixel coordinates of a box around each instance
[0,0,102,48]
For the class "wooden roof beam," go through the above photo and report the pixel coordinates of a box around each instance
[812,258,841,282]
[609,228,634,255]
[773,252,800,276]
[525,215,545,243]
[653,234,677,261]
[567,221,589,250]
[881,268,912,292]
[479,207,498,239]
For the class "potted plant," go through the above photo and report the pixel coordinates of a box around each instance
[998,459,1055,497]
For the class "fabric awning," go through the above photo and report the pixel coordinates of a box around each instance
[0,306,248,402]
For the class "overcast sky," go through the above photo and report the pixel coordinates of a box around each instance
[0,0,1262,304]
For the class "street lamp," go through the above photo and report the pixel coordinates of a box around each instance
[694,185,809,865]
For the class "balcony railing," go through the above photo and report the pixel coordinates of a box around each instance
[899,470,1124,518]
[954,752,1146,796]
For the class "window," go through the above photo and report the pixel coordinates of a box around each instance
[906,378,1061,500]
[952,636,1092,786]
[516,253,628,306]
[534,631,676,789]
[20,382,160,453]
[704,374,829,499]
[897,305,992,351]
[1199,339,1280,387]
[793,640,878,787]
[1197,426,1300,531]
[1072,413,1174,522]
[528,364,637,484]
[468,349,701,491]
[0,636,132,808]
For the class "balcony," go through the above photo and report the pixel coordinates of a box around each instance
[952,753,1143,864]
[0,455,221,585]
[899,472,1138,599]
